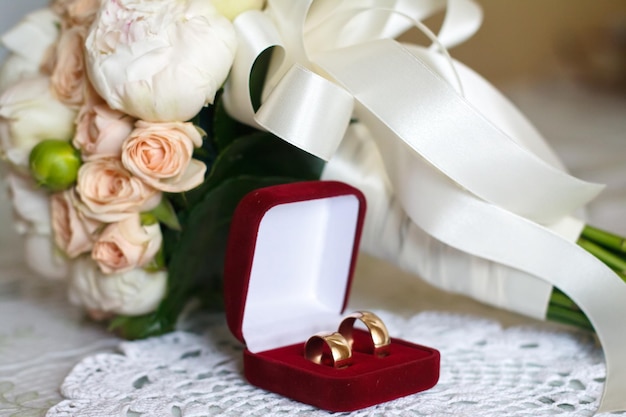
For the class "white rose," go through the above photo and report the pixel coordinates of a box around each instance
[0,8,60,93]
[23,233,70,280]
[211,0,265,20]
[85,0,237,122]
[68,256,167,316]
[0,76,77,170]
[5,171,51,235]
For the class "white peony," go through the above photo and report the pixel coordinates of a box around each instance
[68,256,167,316]
[84,0,237,122]
[0,76,77,170]
[0,8,60,93]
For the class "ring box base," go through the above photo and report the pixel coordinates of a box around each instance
[244,329,440,412]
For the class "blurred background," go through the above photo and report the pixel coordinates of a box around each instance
[2,0,626,90]
[453,0,626,92]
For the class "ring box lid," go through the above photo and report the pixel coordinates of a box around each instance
[224,181,366,353]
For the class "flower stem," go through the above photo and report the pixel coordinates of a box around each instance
[581,224,626,254]
[577,237,626,273]
[546,299,594,331]
[546,226,626,332]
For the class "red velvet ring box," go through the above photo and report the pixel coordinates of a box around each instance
[224,181,440,412]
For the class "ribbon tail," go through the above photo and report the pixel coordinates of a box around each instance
[322,123,554,319]
[255,65,354,161]
[393,145,626,414]
[316,35,626,413]
[313,39,604,224]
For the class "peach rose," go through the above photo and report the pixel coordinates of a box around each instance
[68,256,167,316]
[50,25,88,107]
[92,213,162,274]
[121,121,206,192]
[73,101,135,160]
[51,189,102,258]
[52,0,101,28]
[76,158,161,222]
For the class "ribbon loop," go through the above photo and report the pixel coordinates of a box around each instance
[224,10,284,127]
[435,0,483,49]
[255,64,354,161]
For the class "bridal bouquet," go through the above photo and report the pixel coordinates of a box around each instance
[0,0,323,334]
[2,0,626,412]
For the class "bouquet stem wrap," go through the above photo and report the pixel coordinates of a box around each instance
[224,0,626,412]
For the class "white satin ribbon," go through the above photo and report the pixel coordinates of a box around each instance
[223,1,626,412]
[323,123,555,320]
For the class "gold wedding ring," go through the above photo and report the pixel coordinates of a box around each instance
[304,331,352,368]
[338,311,391,357]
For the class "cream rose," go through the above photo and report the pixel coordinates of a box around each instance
[84,0,237,122]
[68,256,167,315]
[0,76,77,170]
[92,213,162,274]
[121,121,206,192]
[51,189,102,258]
[23,233,70,280]
[5,171,69,280]
[0,55,43,95]
[0,8,60,93]
[211,0,265,20]
[75,158,161,222]
[74,101,135,160]
[50,25,89,107]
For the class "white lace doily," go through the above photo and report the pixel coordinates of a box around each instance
[46,311,621,417]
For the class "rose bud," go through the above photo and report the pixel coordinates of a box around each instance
[29,139,81,191]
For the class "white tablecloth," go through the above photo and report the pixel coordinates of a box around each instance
[1,80,625,416]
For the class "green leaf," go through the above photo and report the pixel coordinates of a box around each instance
[249,46,275,112]
[108,312,167,340]
[211,98,256,152]
[185,132,324,207]
[147,197,181,231]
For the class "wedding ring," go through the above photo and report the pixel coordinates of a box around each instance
[338,311,391,357]
[304,331,352,368]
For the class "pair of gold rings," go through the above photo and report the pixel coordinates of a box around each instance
[304,311,390,368]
